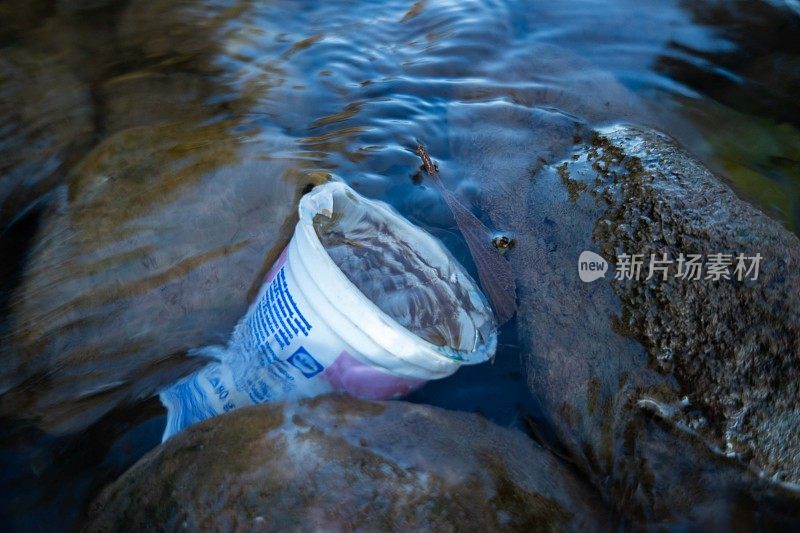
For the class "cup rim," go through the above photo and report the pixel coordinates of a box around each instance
[296,180,497,365]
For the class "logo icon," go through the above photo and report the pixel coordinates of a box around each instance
[287,346,324,378]
[578,251,608,282]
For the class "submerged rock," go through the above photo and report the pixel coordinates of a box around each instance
[0,47,93,228]
[98,70,222,134]
[85,395,610,531]
[1,122,325,432]
[0,0,52,41]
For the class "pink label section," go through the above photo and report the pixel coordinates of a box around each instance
[322,351,425,400]
[271,244,424,400]
[264,247,289,285]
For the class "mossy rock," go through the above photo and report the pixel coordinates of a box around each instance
[562,125,800,484]
[451,116,800,524]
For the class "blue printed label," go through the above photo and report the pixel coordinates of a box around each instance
[242,268,312,354]
[160,266,329,441]
[287,346,324,378]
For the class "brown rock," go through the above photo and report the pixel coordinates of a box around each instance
[85,396,610,531]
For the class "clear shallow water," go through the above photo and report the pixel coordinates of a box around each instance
[1,0,799,529]
[188,0,800,230]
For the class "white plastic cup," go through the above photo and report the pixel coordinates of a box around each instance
[160,181,497,440]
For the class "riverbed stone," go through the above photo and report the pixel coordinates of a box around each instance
[1,122,326,432]
[85,395,611,531]
[0,0,52,41]
[97,70,222,134]
[0,47,93,228]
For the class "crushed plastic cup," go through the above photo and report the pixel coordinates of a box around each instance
[160,181,497,440]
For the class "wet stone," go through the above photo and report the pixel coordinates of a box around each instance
[568,125,800,485]
[1,123,325,433]
[495,123,800,525]
[84,395,611,531]
[97,70,223,134]
[0,47,93,228]
[441,99,800,523]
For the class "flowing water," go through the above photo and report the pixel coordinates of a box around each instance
[1,0,799,529]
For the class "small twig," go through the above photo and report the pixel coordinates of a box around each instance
[416,145,438,177]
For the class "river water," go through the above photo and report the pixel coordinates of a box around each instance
[1,0,798,529]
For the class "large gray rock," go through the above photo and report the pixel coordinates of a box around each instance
[85,395,610,531]
[555,125,800,482]
[464,122,800,524]
[116,0,254,74]
[0,0,334,434]
[0,0,135,230]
